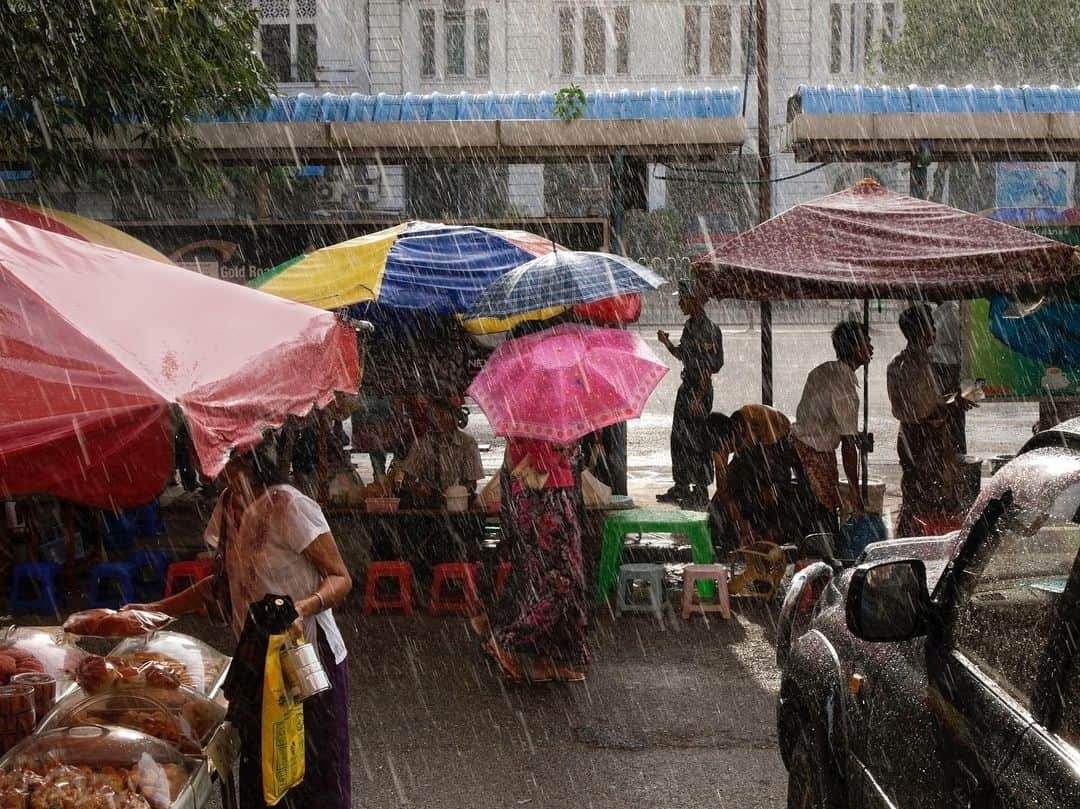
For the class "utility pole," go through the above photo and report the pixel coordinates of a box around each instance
[756,0,773,404]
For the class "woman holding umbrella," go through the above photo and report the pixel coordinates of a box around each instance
[485,437,589,683]
[468,323,668,684]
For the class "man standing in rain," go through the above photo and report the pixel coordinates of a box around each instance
[790,320,873,537]
[887,304,972,537]
[657,278,724,510]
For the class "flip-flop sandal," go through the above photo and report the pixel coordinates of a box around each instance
[555,666,586,683]
[483,638,523,682]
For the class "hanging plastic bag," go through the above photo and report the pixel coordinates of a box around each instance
[261,632,305,805]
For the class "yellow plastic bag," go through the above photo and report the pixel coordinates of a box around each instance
[262,632,305,805]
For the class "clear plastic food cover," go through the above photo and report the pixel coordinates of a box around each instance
[0,625,87,691]
[0,725,194,809]
[39,686,225,754]
[63,608,175,638]
[110,632,230,696]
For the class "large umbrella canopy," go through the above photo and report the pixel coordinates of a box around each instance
[464,250,666,323]
[0,220,359,509]
[250,220,556,314]
[467,323,668,444]
[694,179,1078,300]
[0,199,175,264]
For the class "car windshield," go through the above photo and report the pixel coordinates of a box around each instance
[955,481,1080,741]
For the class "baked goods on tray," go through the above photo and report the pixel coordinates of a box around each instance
[63,609,173,638]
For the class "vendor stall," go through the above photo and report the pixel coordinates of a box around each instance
[693,178,1080,515]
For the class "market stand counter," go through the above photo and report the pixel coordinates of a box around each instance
[322,499,638,600]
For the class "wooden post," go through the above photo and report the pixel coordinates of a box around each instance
[757,0,773,405]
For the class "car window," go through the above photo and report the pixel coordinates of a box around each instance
[953,481,1080,713]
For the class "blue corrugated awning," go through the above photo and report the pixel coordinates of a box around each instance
[204,88,743,124]
[789,84,1080,118]
[786,84,1080,161]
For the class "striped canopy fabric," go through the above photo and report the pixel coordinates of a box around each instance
[250,220,557,315]
[465,250,666,323]
[0,199,174,264]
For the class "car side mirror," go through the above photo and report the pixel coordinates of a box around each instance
[846,559,929,642]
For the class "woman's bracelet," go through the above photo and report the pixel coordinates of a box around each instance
[313,591,326,612]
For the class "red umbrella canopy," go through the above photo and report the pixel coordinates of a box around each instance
[694,179,1078,300]
[0,220,359,509]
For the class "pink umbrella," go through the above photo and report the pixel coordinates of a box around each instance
[467,323,668,443]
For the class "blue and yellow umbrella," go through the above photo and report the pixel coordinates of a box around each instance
[251,220,567,331]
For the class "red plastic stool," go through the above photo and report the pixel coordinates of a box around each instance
[494,561,512,597]
[429,562,480,616]
[363,561,413,615]
[164,560,214,616]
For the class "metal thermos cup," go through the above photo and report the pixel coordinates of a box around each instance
[280,638,331,703]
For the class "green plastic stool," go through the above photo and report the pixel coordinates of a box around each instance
[596,508,714,605]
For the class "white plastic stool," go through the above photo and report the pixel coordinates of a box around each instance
[681,564,731,620]
[615,563,665,617]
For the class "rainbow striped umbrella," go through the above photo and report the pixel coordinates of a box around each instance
[251,221,567,327]
[0,199,174,264]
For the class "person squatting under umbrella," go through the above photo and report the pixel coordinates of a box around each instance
[123,437,353,809]
[789,320,874,539]
[704,405,814,552]
[887,304,976,537]
[657,279,724,510]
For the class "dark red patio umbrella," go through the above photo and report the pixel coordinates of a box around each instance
[0,219,360,509]
[694,179,1077,300]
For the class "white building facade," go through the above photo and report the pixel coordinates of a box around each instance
[255,0,906,224]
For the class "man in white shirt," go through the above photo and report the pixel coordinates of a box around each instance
[790,320,874,536]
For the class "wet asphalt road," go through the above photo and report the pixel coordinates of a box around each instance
[129,321,1041,808]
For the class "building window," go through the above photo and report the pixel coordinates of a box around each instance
[260,24,291,83]
[420,9,437,78]
[559,8,575,76]
[614,6,630,75]
[882,2,896,44]
[583,7,605,75]
[829,4,843,73]
[685,6,701,76]
[258,0,317,84]
[474,8,489,78]
[740,4,755,74]
[709,5,732,75]
[863,3,875,64]
[297,24,317,82]
[418,3,490,80]
[445,0,466,77]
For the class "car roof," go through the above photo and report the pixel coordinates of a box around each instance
[1020,417,1080,454]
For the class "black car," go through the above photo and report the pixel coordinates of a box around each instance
[776,420,1080,808]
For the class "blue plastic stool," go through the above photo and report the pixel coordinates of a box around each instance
[10,562,64,614]
[102,511,138,552]
[129,549,171,601]
[135,501,165,537]
[88,561,138,609]
[614,563,666,618]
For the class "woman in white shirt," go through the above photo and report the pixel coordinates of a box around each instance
[128,441,353,809]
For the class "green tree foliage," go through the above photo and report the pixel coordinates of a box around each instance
[881,0,1079,86]
[0,0,273,192]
